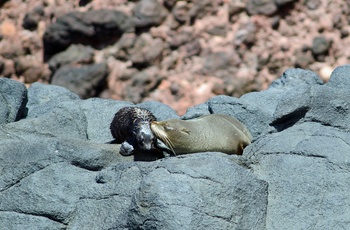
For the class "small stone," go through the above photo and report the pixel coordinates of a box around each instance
[246,0,277,15]
[311,36,330,56]
[133,0,167,28]
[22,6,45,31]
[304,0,321,10]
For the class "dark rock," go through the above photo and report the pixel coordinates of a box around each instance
[129,34,166,68]
[294,49,314,68]
[311,36,330,61]
[189,0,217,20]
[340,29,349,38]
[51,63,109,99]
[0,78,27,124]
[246,0,277,15]
[304,0,321,10]
[207,25,227,37]
[312,36,329,54]
[0,0,9,7]
[0,59,4,75]
[22,6,45,31]
[133,0,167,28]
[168,28,193,48]
[163,0,177,9]
[122,66,163,103]
[271,16,280,30]
[48,44,94,72]
[43,10,134,60]
[228,0,246,16]
[79,0,91,6]
[172,1,191,23]
[184,39,202,57]
[234,21,257,46]
[275,0,297,6]
[202,52,240,74]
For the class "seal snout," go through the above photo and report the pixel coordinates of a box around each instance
[135,122,156,151]
[138,129,153,150]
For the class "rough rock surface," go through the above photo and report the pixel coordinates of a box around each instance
[1,66,350,229]
[0,78,27,124]
[1,0,350,114]
[51,63,109,99]
[43,9,135,60]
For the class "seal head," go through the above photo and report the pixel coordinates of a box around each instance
[109,107,164,160]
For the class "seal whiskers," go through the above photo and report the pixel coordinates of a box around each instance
[151,121,177,155]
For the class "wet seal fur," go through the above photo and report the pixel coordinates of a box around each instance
[109,106,164,161]
[151,114,253,155]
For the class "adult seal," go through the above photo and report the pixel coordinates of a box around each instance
[151,114,253,155]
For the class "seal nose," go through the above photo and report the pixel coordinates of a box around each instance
[139,128,153,150]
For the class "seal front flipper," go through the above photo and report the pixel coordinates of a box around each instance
[155,139,175,157]
[119,141,135,156]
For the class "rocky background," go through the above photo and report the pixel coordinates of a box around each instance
[1,0,350,114]
[1,65,350,229]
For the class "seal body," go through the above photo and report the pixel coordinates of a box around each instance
[109,107,163,160]
[151,114,253,155]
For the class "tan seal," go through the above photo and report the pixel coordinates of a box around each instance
[151,114,253,155]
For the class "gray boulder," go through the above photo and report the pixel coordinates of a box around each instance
[1,65,350,229]
[244,122,350,229]
[128,153,268,230]
[27,82,80,118]
[0,78,27,124]
[327,64,350,88]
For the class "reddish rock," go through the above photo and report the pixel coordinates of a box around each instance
[0,0,349,114]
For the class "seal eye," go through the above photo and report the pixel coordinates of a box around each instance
[165,125,174,131]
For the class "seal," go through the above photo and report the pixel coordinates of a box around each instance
[109,106,163,160]
[151,114,253,155]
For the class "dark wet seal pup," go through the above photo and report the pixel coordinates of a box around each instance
[151,114,253,156]
[109,106,164,161]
